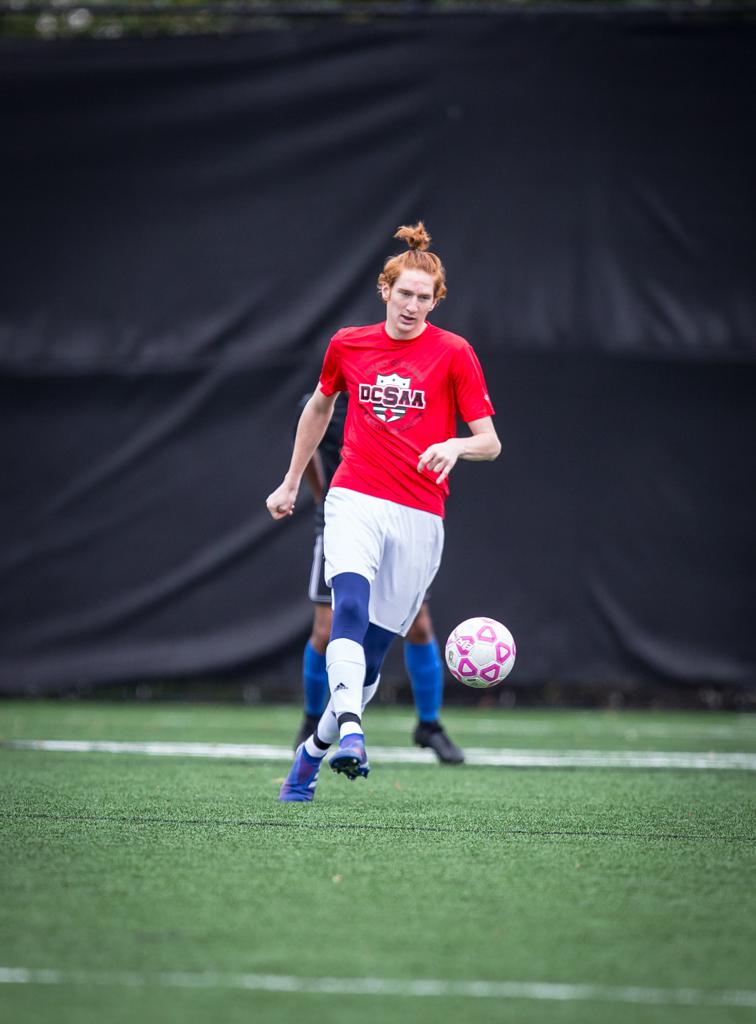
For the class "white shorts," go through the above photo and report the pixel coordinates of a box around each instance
[323,487,444,636]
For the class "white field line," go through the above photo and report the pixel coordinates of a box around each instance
[0,966,755,1008]
[371,716,756,741]
[3,739,756,770]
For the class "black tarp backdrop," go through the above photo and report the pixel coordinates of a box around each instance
[1,10,755,697]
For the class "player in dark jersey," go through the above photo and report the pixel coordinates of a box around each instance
[295,392,464,764]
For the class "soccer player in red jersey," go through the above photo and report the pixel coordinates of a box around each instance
[267,223,500,801]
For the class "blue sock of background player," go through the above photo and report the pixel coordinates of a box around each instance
[295,600,464,764]
[405,638,443,721]
[302,641,329,721]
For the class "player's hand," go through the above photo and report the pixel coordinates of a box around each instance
[417,439,462,485]
[266,480,298,520]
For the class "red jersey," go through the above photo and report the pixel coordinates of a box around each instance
[318,321,495,518]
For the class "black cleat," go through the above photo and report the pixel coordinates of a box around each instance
[293,713,321,751]
[413,721,465,764]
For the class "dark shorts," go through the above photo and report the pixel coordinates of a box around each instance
[307,533,431,606]
[308,534,330,604]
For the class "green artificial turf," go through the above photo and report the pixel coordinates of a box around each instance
[1,702,755,1024]
[3,700,756,752]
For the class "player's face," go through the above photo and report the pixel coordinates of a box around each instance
[382,269,436,340]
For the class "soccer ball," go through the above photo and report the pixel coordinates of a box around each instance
[444,616,516,688]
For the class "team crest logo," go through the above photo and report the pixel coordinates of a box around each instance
[358,373,426,423]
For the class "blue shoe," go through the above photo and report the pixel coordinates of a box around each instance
[278,744,322,802]
[329,733,369,780]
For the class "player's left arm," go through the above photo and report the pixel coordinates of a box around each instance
[417,417,501,485]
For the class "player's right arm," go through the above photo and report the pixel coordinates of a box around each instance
[266,386,338,520]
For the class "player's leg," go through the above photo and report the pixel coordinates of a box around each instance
[282,488,380,800]
[281,578,367,802]
[299,627,387,760]
[282,596,373,800]
[282,621,393,798]
[329,621,396,779]
[326,571,374,779]
[298,605,331,742]
[282,489,425,798]
[406,601,464,764]
[312,621,394,748]
[328,570,370,726]
[320,488,385,780]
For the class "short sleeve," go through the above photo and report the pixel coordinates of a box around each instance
[451,342,495,422]
[318,335,348,397]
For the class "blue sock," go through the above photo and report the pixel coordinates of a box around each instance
[331,572,370,643]
[405,638,443,723]
[303,641,329,718]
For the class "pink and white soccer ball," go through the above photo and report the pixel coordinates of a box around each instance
[444,616,516,688]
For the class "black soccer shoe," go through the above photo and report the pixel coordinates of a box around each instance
[413,721,465,765]
[293,713,321,752]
